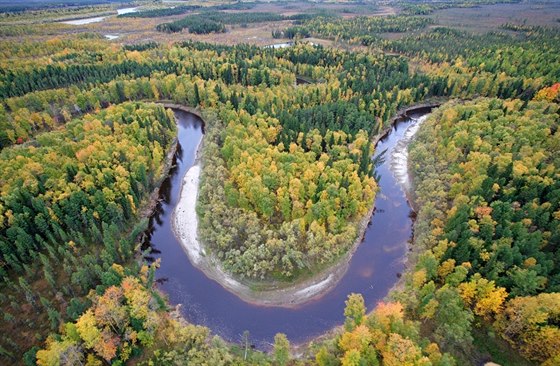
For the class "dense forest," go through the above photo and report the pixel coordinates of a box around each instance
[406,98,560,364]
[398,0,521,15]
[0,0,559,364]
[279,15,434,41]
[0,40,453,280]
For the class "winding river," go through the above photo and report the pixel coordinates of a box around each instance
[143,108,431,348]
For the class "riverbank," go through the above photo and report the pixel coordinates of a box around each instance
[384,114,430,293]
[389,115,429,196]
[169,103,437,308]
[291,107,437,354]
[382,104,444,301]
[171,157,358,307]
[170,106,380,307]
[135,108,180,245]
[136,103,202,230]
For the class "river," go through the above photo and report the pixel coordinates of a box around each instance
[143,108,430,348]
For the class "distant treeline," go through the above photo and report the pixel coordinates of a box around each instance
[118,1,259,19]
[156,11,319,34]
[0,60,179,99]
[122,41,158,52]
[0,0,129,14]
[272,27,310,39]
[276,15,434,41]
[400,0,522,15]
[157,15,226,35]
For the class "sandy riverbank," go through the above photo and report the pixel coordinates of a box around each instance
[170,106,433,308]
[383,114,432,300]
[173,165,203,264]
[170,121,371,307]
[390,115,428,195]
[172,159,360,306]
[292,112,434,354]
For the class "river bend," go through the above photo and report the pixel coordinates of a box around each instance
[144,108,429,348]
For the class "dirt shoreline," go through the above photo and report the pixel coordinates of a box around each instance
[168,102,379,307]
[134,102,201,232]
[167,102,439,308]
[170,129,364,308]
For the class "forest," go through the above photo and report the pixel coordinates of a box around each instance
[405,97,560,365]
[279,15,434,41]
[156,12,316,34]
[0,0,559,365]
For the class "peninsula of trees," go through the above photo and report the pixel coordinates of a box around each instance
[0,0,559,364]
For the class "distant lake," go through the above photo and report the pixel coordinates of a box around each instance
[117,7,138,15]
[61,7,138,25]
[62,16,105,25]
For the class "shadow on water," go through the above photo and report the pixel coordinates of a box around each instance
[142,108,431,349]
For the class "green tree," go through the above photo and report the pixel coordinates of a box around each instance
[344,293,366,331]
[273,333,290,366]
[434,286,473,351]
